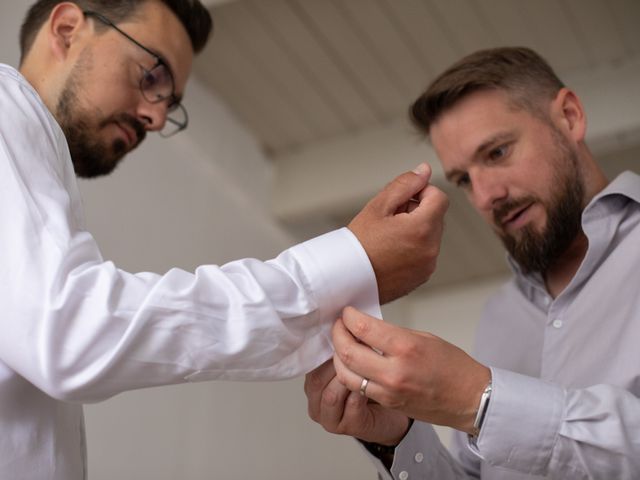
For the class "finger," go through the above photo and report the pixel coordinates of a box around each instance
[372,165,433,215]
[318,375,352,432]
[304,359,337,421]
[334,353,383,403]
[405,197,422,214]
[408,184,449,219]
[339,307,404,359]
[340,390,369,430]
[332,316,387,377]
[341,390,411,446]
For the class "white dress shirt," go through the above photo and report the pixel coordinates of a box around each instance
[0,64,381,480]
[369,171,640,479]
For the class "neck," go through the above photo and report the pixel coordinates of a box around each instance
[544,231,589,298]
[18,31,69,118]
[543,149,610,297]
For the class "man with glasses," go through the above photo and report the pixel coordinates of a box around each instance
[0,1,448,478]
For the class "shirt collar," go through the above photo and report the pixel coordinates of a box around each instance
[587,170,640,208]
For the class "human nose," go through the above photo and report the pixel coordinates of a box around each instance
[469,170,508,212]
[136,99,168,132]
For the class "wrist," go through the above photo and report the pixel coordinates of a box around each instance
[360,417,413,471]
[470,380,492,437]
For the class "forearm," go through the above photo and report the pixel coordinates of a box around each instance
[1,226,380,402]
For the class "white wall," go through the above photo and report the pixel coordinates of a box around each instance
[1,3,501,479]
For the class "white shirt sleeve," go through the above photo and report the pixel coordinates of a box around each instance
[0,66,381,403]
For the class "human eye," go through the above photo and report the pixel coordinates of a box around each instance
[140,66,159,89]
[454,173,471,189]
[488,144,510,161]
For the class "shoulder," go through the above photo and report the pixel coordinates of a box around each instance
[0,64,57,133]
[0,64,70,177]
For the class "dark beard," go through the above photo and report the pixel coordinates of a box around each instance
[55,53,146,178]
[497,136,585,274]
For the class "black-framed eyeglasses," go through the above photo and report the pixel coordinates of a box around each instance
[84,10,188,138]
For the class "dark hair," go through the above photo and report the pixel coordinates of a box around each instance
[410,47,565,134]
[20,0,212,62]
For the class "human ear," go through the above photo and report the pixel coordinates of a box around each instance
[47,3,87,61]
[551,88,587,143]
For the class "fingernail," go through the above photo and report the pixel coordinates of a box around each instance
[412,163,427,175]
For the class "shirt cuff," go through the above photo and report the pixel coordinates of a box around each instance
[388,421,441,478]
[289,227,381,321]
[472,367,566,476]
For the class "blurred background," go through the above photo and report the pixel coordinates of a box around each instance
[2,0,639,478]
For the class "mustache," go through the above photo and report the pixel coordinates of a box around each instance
[493,196,536,226]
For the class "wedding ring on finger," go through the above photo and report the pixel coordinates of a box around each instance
[359,377,370,396]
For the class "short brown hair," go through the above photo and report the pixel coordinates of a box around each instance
[410,47,565,134]
[20,0,213,63]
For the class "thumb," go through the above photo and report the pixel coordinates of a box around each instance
[376,163,433,215]
[412,162,431,179]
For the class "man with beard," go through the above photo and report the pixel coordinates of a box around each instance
[304,47,640,479]
[0,1,449,479]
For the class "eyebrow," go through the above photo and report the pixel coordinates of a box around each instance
[84,11,183,102]
[475,131,514,157]
[444,131,515,182]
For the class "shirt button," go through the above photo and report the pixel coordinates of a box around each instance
[552,319,563,328]
[399,472,409,480]
[414,452,424,463]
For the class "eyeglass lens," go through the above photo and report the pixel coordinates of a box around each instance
[140,63,187,136]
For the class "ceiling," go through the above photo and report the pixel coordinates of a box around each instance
[194,0,640,288]
[197,0,639,155]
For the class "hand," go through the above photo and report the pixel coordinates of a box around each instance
[348,163,449,304]
[304,359,411,446]
[332,307,491,435]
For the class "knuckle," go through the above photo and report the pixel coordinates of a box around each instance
[401,337,421,358]
[337,345,355,367]
[351,317,370,339]
[307,405,319,422]
[345,392,362,409]
[322,423,338,434]
[423,188,450,216]
[384,370,408,392]
[304,372,322,395]
[320,388,338,408]
[434,188,450,208]
[385,333,403,354]
[331,423,348,436]
[335,367,349,386]
[379,365,413,392]
[378,390,405,410]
